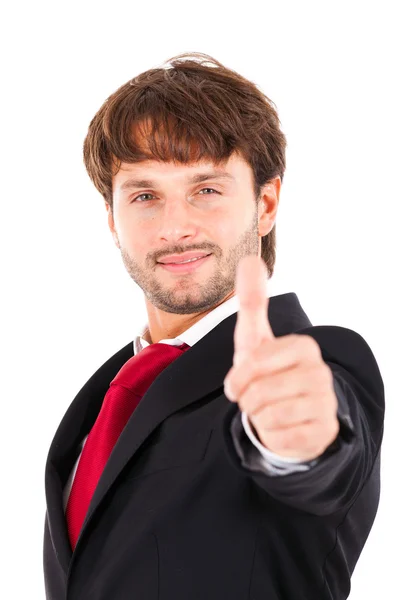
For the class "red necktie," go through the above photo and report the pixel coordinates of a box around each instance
[65,341,190,550]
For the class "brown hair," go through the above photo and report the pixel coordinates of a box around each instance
[83,52,287,277]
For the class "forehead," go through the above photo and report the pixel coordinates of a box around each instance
[112,151,251,193]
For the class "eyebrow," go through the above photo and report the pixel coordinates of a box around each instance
[119,170,236,192]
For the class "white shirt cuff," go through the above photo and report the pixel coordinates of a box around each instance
[241,411,317,467]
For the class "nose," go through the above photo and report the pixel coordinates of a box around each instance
[157,199,199,245]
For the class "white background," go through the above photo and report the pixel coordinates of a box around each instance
[1,1,398,598]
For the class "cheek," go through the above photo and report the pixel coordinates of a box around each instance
[215,216,242,244]
[114,219,143,254]
[116,211,146,238]
[211,206,241,233]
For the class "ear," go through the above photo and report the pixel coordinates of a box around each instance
[105,202,120,249]
[258,176,281,236]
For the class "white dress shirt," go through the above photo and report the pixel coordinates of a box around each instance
[63,279,318,513]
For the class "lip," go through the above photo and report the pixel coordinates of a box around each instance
[158,254,212,273]
[158,251,210,264]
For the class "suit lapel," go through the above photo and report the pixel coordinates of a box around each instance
[44,292,312,577]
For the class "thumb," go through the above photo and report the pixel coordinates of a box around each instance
[233,255,275,366]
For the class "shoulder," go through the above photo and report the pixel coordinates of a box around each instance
[296,324,384,401]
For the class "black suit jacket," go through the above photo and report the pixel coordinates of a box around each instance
[43,292,385,599]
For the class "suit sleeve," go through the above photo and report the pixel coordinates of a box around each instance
[221,325,385,516]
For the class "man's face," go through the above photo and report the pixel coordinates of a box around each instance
[108,151,277,316]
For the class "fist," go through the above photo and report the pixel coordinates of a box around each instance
[223,255,340,461]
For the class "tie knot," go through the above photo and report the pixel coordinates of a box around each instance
[111,342,190,397]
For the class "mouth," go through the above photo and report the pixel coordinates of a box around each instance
[158,254,212,273]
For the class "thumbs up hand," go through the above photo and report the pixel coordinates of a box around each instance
[223,255,339,461]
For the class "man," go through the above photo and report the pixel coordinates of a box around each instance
[43,53,385,599]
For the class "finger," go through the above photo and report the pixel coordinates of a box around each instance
[234,255,275,366]
[245,395,318,427]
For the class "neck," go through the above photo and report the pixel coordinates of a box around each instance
[144,289,236,344]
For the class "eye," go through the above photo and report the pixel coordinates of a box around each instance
[133,192,155,202]
[132,188,220,202]
[198,187,219,195]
